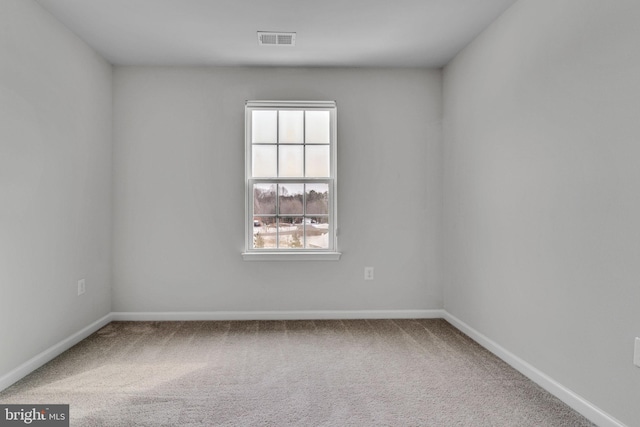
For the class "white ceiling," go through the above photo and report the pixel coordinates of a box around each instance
[35,0,518,68]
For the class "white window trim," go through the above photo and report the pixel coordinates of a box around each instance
[242,100,341,261]
[241,251,341,261]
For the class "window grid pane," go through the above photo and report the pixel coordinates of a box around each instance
[305,145,330,177]
[252,145,277,178]
[305,110,330,144]
[252,110,277,143]
[278,145,304,177]
[279,110,304,143]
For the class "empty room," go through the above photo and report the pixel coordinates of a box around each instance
[1,0,639,425]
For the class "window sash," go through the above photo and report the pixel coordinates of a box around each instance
[249,178,334,251]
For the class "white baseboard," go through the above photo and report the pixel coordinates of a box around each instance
[0,313,113,392]
[442,312,626,427]
[111,309,445,321]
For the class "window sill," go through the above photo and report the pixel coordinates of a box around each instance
[242,251,341,261]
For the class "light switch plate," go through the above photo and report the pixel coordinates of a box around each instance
[634,338,640,368]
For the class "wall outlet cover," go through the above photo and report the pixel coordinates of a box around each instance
[364,267,374,280]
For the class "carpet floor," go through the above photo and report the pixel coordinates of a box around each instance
[0,319,595,426]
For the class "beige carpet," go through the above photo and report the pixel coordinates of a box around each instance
[0,319,594,426]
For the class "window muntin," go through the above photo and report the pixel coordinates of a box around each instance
[245,101,337,256]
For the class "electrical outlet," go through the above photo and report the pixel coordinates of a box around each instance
[77,279,86,296]
[634,337,640,368]
[364,267,374,280]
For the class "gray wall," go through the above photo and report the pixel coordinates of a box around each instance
[443,0,640,424]
[112,67,442,313]
[0,0,112,376]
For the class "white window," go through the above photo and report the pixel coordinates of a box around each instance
[243,101,340,261]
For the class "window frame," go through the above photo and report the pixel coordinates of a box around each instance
[242,100,340,261]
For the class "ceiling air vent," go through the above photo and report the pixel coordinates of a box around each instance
[258,32,296,46]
